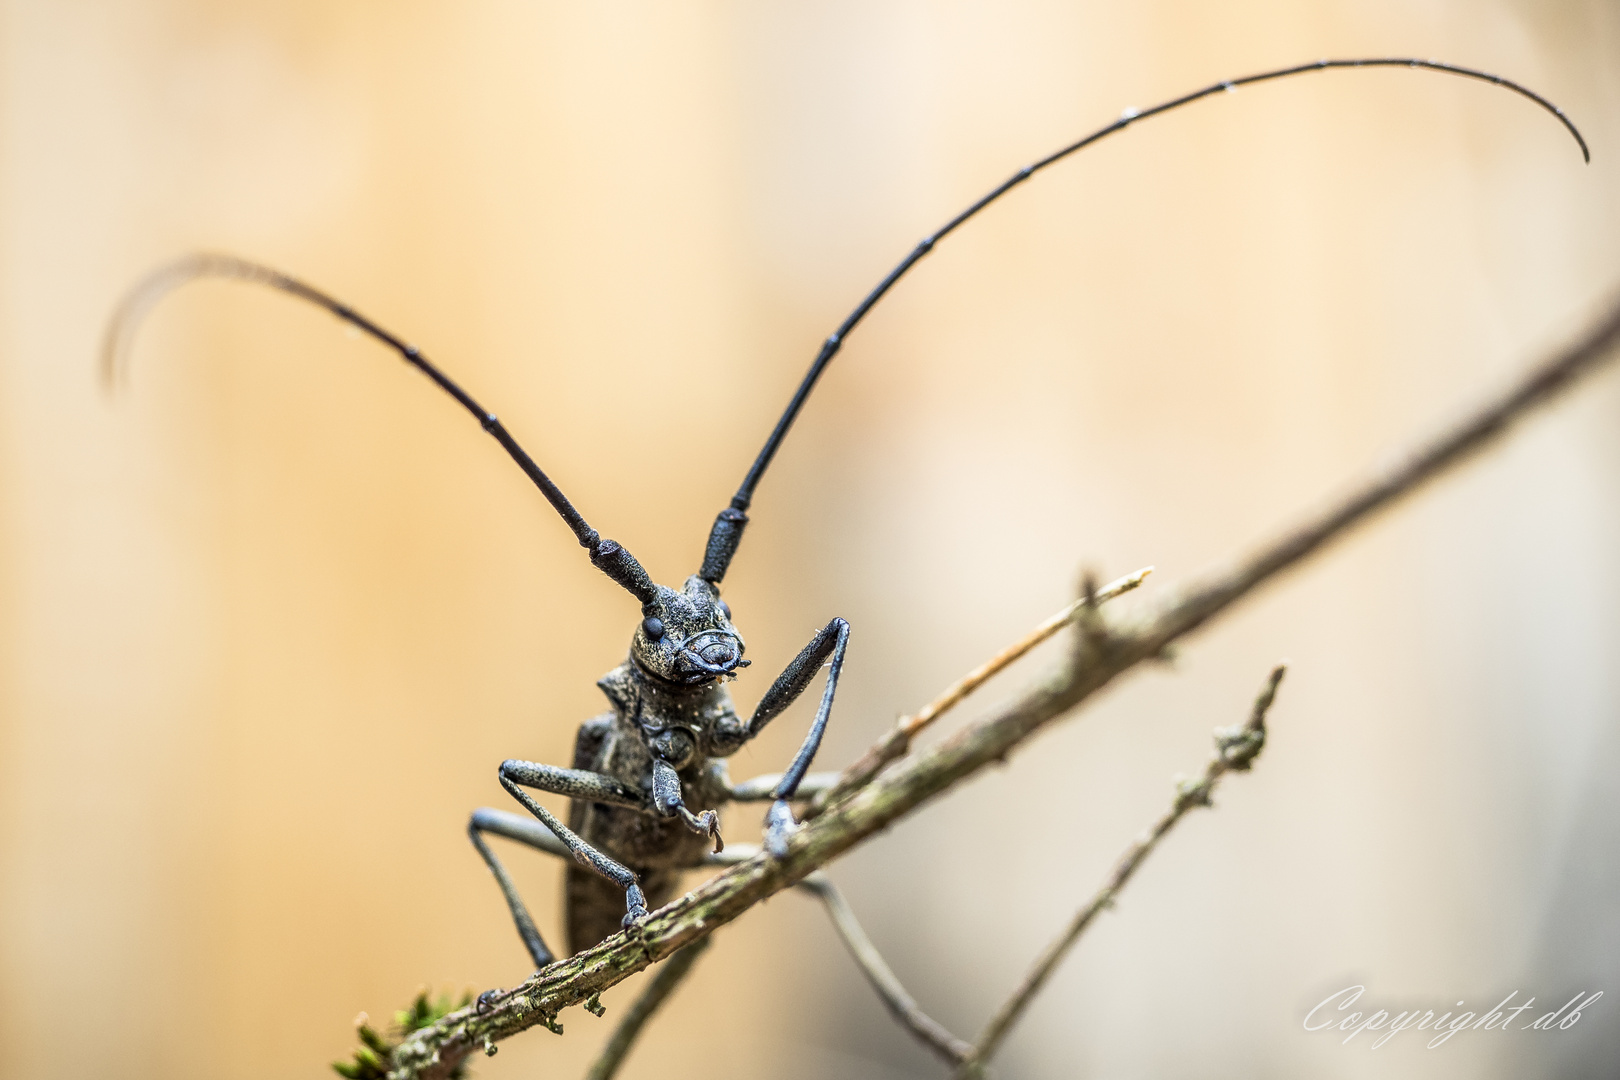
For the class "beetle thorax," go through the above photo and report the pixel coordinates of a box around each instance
[597,654,748,766]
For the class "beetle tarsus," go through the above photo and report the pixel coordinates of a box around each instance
[621,882,650,928]
[764,799,799,859]
[679,807,724,853]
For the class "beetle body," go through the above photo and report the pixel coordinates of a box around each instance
[564,698,730,952]
[565,576,748,952]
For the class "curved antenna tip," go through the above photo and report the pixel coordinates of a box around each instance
[102,251,654,605]
[100,252,279,392]
[717,56,1589,529]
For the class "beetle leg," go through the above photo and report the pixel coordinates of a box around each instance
[472,806,571,858]
[468,809,557,969]
[651,758,723,853]
[727,770,839,802]
[742,618,850,857]
[468,806,575,969]
[499,760,647,808]
[498,761,651,929]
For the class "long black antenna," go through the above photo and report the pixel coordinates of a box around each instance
[103,253,659,606]
[696,57,1590,584]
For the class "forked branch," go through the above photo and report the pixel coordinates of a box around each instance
[954,666,1287,1076]
[382,290,1620,1079]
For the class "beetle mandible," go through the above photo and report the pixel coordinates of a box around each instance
[105,57,1588,976]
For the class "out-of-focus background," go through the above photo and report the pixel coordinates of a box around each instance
[2,2,1617,1078]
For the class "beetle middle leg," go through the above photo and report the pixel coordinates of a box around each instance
[727,771,839,802]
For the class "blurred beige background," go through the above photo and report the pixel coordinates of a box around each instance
[2,2,1618,1078]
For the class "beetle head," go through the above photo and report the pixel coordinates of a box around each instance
[631,575,748,685]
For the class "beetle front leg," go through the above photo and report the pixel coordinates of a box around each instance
[651,757,723,852]
[742,617,850,857]
[498,760,652,929]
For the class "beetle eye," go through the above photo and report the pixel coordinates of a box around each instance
[717,600,731,621]
[641,616,664,640]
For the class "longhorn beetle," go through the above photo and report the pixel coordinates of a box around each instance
[107,56,1586,1015]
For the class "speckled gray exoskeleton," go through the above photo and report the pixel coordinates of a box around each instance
[479,560,850,958]
[104,56,1587,979]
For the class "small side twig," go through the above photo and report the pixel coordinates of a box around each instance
[809,566,1153,818]
[583,937,713,1080]
[955,666,1286,1077]
[798,874,973,1065]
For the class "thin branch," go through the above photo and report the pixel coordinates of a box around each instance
[582,937,713,1080]
[808,566,1153,819]
[383,292,1620,1079]
[955,667,1286,1076]
[904,567,1155,737]
[798,874,974,1065]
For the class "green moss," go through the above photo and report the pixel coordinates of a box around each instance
[333,989,474,1080]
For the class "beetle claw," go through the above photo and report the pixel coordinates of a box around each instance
[679,807,724,853]
[704,811,724,854]
[621,883,649,929]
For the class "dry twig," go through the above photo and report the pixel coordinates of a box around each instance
[582,938,713,1080]
[807,567,1153,818]
[954,666,1287,1076]
[799,873,975,1065]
